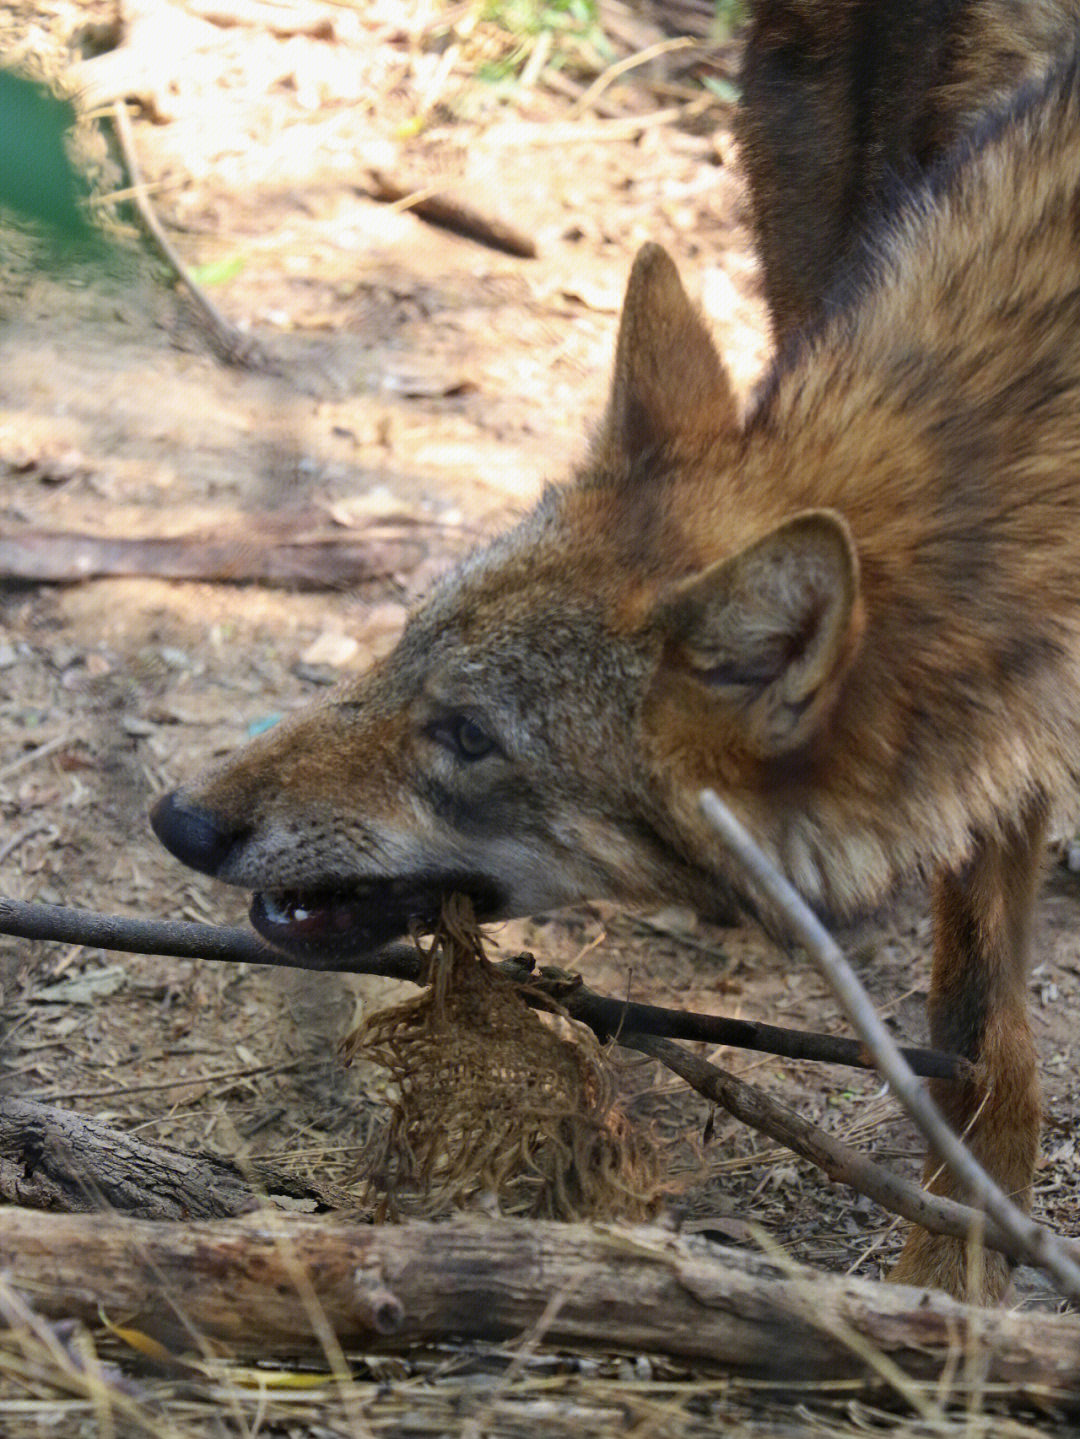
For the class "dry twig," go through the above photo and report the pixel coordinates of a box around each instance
[540,969,970,1082]
[366,168,538,258]
[621,1032,1080,1272]
[110,100,269,369]
[0,898,964,1078]
[698,789,1080,1304]
[569,36,700,118]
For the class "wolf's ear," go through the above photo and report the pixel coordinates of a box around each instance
[658,510,862,755]
[599,243,740,462]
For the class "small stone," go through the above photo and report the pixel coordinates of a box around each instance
[50,645,81,671]
[301,631,359,667]
[642,904,698,935]
[36,965,126,1003]
[291,663,339,687]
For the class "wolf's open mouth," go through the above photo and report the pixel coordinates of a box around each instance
[250,874,505,964]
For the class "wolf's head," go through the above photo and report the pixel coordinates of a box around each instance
[152,246,861,963]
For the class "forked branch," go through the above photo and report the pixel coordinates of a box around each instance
[622,1031,1080,1272]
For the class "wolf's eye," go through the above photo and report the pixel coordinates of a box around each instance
[428,715,496,761]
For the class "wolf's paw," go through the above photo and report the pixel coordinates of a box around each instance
[887,1226,1012,1306]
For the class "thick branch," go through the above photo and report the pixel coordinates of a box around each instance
[0,524,425,588]
[3,1208,1080,1402]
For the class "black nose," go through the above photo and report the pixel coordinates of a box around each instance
[150,791,243,877]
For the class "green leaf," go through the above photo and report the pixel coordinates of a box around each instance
[702,75,741,105]
[187,254,246,287]
[0,69,91,236]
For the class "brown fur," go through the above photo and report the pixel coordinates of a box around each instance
[152,61,1080,1303]
[739,0,1080,339]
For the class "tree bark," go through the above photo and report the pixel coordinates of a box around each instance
[2,1208,1080,1405]
[0,1099,334,1219]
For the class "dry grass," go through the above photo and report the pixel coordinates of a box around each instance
[0,1308,1066,1439]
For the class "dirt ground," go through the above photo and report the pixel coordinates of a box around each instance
[2,1,1080,1434]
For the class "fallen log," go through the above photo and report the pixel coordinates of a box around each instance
[0,525,425,589]
[3,1209,1080,1406]
[0,1098,334,1219]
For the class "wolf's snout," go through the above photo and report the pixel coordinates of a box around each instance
[150,791,246,878]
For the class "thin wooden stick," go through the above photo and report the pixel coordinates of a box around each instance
[546,973,971,1082]
[111,100,269,369]
[569,37,700,118]
[0,898,966,1079]
[698,788,1080,1303]
[0,896,421,977]
[366,169,538,258]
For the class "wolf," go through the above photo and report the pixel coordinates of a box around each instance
[152,59,1080,1302]
[739,0,1080,338]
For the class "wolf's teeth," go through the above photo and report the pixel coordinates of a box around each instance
[256,882,391,945]
[262,892,291,923]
